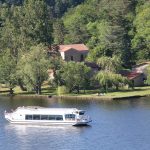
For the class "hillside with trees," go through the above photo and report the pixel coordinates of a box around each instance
[0,0,149,95]
[62,0,150,66]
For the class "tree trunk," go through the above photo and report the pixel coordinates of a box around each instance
[18,79,27,91]
[35,85,41,95]
[38,85,41,95]
[9,88,14,95]
[105,84,108,93]
[77,86,80,94]
[116,85,119,91]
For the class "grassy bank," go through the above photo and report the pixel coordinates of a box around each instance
[56,86,150,100]
[1,84,150,100]
[0,84,56,96]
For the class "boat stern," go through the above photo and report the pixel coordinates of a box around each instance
[4,111,13,122]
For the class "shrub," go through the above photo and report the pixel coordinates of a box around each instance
[57,86,69,95]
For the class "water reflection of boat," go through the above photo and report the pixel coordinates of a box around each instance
[4,106,92,126]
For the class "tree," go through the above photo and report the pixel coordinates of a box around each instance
[0,5,23,61]
[63,0,136,66]
[63,3,96,44]
[145,66,150,85]
[96,70,128,93]
[97,56,122,73]
[17,44,50,94]
[132,1,150,61]
[86,20,112,62]
[52,0,85,18]
[57,62,91,93]
[53,19,65,44]
[96,56,128,92]
[0,49,17,94]
[21,0,53,46]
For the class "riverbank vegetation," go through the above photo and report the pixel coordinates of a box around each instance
[0,0,149,97]
[1,83,150,100]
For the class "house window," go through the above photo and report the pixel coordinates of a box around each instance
[71,56,73,61]
[80,54,84,61]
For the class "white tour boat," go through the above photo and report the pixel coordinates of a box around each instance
[4,106,92,126]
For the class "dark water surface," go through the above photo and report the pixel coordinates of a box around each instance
[1,96,150,150]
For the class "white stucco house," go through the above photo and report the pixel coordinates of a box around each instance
[59,44,89,62]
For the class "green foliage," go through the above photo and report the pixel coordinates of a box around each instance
[97,56,122,73]
[0,0,53,58]
[17,44,50,94]
[96,55,129,92]
[57,86,69,95]
[86,20,112,62]
[96,71,128,93]
[21,0,53,45]
[145,66,150,85]
[132,1,150,61]
[0,0,149,95]
[57,62,91,93]
[0,5,23,58]
[0,49,17,90]
[63,0,138,65]
[0,0,85,17]
[52,0,85,18]
[63,3,96,44]
[53,19,65,44]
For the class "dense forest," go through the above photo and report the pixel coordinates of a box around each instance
[0,0,149,94]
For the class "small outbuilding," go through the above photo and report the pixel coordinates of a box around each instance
[127,71,145,87]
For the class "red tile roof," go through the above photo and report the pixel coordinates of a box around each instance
[127,71,142,80]
[59,44,89,52]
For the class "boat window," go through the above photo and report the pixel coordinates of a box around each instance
[79,112,85,115]
[48,115,63,120]
[55,115,63,120]
[25,115,33,120]
[33,115,40,120]
[65,114,75,120]
[41,115,49,120]
[49,115,56,120]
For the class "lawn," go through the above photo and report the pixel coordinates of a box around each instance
[0,84,56,96]
[1,83,150,99]
[61,86,150,99]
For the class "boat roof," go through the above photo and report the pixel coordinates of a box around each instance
[14,106,84,115]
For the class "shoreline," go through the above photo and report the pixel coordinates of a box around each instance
[53,94,149,101]
[0,93,148,101]
[1,86,150,100]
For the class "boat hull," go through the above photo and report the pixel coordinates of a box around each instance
[5,120,90,126]
[5,117,91,126]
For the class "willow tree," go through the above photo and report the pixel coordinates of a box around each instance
[96,56,128,92]
[97,55,122,73]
